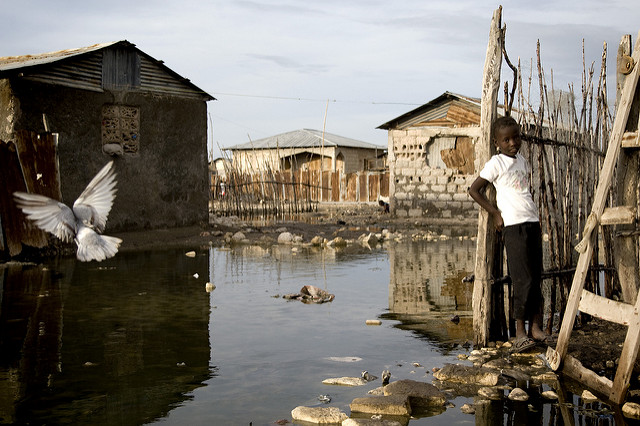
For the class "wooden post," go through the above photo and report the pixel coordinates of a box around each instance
[614,34,640,303]
[472,6,503,347]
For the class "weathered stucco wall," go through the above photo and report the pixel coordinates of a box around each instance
[5,79,209,231]
[388,127,480,221]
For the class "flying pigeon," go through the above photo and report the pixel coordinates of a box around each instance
[14,161,122,262]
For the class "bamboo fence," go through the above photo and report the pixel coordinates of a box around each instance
[513,40,614,332]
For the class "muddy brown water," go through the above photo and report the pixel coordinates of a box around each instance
[0,238,629,425]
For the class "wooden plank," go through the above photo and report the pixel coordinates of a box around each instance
[358,173,367,202]
[610,290,640,403]
[578,289,634,325]
[621,131,640,148]
[472,6,502,347]
[554,30,640,363]
[562,353,613,398]
[600,206,635,225]
[0,141,30,256]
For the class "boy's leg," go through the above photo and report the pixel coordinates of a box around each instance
[504,222,547,340]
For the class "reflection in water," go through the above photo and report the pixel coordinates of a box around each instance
[0,240,626,425]
[0,251,213,425]
[384,238,476,349]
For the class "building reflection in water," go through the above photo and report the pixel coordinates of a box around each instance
[0,250,213,425]
[384,237,477,348]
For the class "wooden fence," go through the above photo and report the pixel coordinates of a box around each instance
[210,169,389,218]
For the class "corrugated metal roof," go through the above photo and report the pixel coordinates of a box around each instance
[377,91,481,130]
[225,129,386,151]
[0,40,214,101]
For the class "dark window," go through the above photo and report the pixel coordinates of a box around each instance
[102,48,141,89]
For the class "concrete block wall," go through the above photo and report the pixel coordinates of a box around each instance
[388,128,479,221]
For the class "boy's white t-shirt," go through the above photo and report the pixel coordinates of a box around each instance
[479,153,539,227]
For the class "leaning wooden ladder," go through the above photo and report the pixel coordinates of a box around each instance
[546,31,640,405]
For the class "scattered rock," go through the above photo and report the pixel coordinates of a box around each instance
[366,319,382,326]
[350,395,412,416]
[383,379,446,407]
[508,387,529,401]
[623,402,640,419]
[277,232,293,244]
[231,231,247,243]
[290,406,347,424]
[460,403,476,414]
[581,390,598,402]
[185,251,196,257]
[433,364,500,386]
[310,235,324,246]
[205,282,215,292]
[541,390,558,400]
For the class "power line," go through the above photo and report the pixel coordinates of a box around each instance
[212,92,422,106]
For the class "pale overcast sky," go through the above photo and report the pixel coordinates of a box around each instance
[2,1,639,158]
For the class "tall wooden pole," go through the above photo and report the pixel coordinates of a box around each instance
[472,6,503,347]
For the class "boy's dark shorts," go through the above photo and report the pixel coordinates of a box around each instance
[503,221,543,320]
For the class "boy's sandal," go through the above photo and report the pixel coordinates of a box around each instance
[511,337,537,353]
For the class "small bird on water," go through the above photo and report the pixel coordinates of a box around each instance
[14,161,122,262]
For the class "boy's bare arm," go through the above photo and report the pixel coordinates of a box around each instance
[468,177,504,230]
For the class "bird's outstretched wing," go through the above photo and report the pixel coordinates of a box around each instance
[13,192,77,242]
[73,161,117,232]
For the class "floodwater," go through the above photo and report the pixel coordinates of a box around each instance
[0,237,629,425]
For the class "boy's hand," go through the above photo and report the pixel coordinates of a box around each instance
[493,213,504,231]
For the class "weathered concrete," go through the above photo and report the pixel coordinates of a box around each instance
[433,364,499,386]
[350,395,412,416]
[290,406,348,424]
[383,379,446,407]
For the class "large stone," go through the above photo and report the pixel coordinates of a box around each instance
[433,364,499,386]
[623,402,640,419]
[290,406,347,424]
[383,379,446,407]
[231,231,246,243]
[350,395,412,416]
[310,235,324,246]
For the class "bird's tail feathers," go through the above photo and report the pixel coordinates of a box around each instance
[76,233,122,262]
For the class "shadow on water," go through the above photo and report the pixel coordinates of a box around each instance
[0,239,638,425]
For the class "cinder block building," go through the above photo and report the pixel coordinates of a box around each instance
[378,92,481,221]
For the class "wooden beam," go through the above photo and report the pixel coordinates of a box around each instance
[610,289,640,403]
[472,6,503,347]
[578,289,634,325]
[600,206,635,225]
[621,131,640,148]
[562,353,613,399]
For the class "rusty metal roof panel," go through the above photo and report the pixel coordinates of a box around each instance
[377,91,481,130]
[226,129,386,151]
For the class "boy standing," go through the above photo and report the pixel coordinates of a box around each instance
[468,116,548,352]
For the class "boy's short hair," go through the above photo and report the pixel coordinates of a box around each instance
[492,115,519,136]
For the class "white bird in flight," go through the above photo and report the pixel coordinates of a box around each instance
[14,161,122,262]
